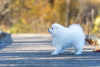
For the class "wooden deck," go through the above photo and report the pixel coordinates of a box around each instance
[0,34,100,67]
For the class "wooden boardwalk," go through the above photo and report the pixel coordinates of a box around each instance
[0,34,100,67]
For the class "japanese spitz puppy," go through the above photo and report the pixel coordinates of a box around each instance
[48,23,85,55]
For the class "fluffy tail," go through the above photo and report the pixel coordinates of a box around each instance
[68,24,83,32]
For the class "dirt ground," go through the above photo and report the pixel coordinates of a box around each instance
[0,34,100,67]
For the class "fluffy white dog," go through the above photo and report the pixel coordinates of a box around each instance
[48,23,85,55]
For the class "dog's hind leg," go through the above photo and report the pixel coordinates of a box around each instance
[72,42,84,55]
[74,49,82,55]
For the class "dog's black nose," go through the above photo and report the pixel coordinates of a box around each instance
[48,29,49,30]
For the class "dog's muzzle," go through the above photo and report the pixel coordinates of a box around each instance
[48,29,52,34]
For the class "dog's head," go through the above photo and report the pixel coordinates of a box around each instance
[48,23,64,37]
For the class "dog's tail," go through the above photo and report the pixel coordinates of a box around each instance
[68,24,83,32]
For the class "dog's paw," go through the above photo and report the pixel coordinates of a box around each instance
[74,52,82,55]
[71,51,76,54]
[51,52,58,55]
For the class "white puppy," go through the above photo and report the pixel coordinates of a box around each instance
[48,23,85,55]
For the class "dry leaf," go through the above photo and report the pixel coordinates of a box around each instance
[93,48,100,53]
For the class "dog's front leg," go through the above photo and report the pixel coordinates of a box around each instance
[51,45,62,55]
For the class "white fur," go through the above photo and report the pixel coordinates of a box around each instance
[48,23,85,55]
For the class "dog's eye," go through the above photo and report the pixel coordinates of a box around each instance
[52,28,53,30]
